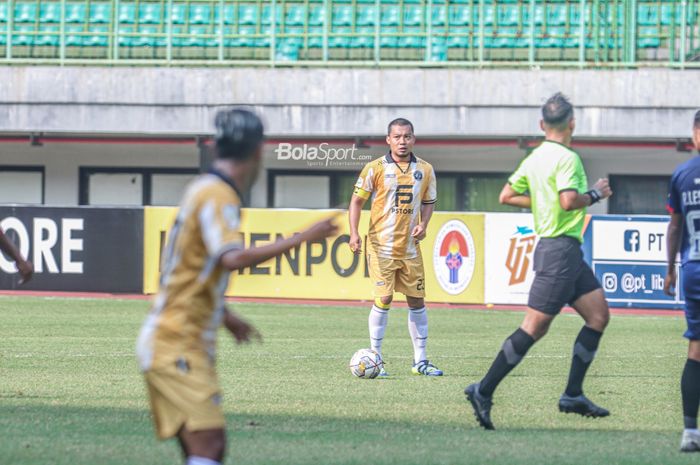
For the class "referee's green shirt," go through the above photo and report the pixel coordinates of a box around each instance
[508,140,588,242]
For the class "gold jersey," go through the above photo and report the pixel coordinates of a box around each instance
[137,171,244,371]
[353,153,437,260]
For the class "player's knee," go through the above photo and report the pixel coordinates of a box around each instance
[689,340,700,361]
[379,296,393,306]
[588,309,610,332]
[406,297,424,309]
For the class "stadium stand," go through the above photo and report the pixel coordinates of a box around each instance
[0,0,697,65]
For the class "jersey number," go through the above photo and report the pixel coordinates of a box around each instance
[394,185,413,206]
[687,211,700,261]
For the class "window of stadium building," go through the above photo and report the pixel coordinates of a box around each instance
[79,168,197,206]
[0,166,44,204]
[268,171,367,209]
[608,175,671,215]
[437,173,522,212]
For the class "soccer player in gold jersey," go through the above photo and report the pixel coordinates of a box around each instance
[137,108,338,465]
[348,118,442,377]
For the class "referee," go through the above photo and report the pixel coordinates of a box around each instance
[465,93,613,430]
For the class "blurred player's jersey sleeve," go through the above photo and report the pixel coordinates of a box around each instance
[422,165,437,204]
[353,163,376,200]
[198,195,244,260]
[508,159,529,194]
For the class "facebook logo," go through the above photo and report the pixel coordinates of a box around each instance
[624,230,641,252]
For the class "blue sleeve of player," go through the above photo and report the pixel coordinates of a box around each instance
[667,171,681,214]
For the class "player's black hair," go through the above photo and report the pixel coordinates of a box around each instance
[542,92,574,129]
[214,108,264,160]
[387,118,414,135]
[694,109,700,128]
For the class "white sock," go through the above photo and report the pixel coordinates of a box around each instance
[369,305,389,357]
[187,457,220,465]
[408,307,428,364]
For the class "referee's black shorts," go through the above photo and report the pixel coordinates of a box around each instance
[528,236,601,315]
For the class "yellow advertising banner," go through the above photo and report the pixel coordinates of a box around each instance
[143,207,484,304]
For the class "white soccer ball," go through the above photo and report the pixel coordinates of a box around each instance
[349,348,384,379]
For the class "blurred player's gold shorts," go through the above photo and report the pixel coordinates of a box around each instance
[144,357,225,439]
[367,252,425,298]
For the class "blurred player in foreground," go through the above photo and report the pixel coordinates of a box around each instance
[349,118,442,377]
[0,226,33,284]
[664,110,700,452]
[136,108,338,465]
[465,93,613,429]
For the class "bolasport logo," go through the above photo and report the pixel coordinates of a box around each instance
[275,143,374,167]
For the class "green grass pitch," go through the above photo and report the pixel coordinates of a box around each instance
[0,295,696,465]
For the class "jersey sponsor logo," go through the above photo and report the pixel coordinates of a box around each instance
[505,226,536,286]
[433,220,476,295]
[391,184,414,214]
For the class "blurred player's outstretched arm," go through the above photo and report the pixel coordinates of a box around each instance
[0,228,33,284]
[348,194,367,254]
[664,212,683,296]
[220,218,338,271]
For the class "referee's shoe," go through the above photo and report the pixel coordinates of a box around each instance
[558,393,610,418]
[465,383,495,430]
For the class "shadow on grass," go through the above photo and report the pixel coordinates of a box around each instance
[0,403,697,465]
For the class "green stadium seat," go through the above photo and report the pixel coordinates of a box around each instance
[209,26,236,46]
[307,26,323,48]
[36,25,59,46]
[431,6,446,26]
[637,26,661,48]
[332,6,353,26]
[139,4,162,25]
[238,4,258,25]
[547,4,567,26]
[477,4,494,25]
[185,25,211,47]
[14,3,37,23]
[65,24,84,46]
[213,4,235,25]
[0,3,7,23]
[39,3,61,23]
[356,0,375,3]
[356,5,377,27]
[497,4,519,26]
[12,25,34,45]
[660,3,688,25]
[351,26,374,48]
[536,26,564,48]
[448,5,470,26]
[563,30,580,48]
[403,5,423,26]
[478,27,494,48]
[399,26,424,48]
[0,24,6,45]
[117,24,135,46]
[132,25,158,47]
[84,25,109,46]
[261,4,282,25]
[309,5,325,26]
[430,43,447,61]
[259,24,281,47]
[490,26,516,48]
[88,3,110,24]
[236,25,257,47]
[275,43,299,61]
[380,0,399,4]
[167,4,186,25]
[430,29,446,48]
[403,0,422,4]
[282,26,304,48]
[379,26,398,47]
[446,26,469,48]
[606,3,624,25]
[285,5,306,26]
[189,4,212,25]
[328,26,351,47]
[118,4,136,24]
[637,3,657,26]
[381,6,399,26]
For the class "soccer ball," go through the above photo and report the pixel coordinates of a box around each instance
[349,348,384,379]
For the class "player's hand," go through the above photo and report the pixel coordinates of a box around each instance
[224,310,262,344]
[593,178,613,199]
[349,233,362,255]
[411,224,427,242]
[300,218,339,243]
[664,268,677,297]
[16,259,33,285]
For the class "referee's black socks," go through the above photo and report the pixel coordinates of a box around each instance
[565,326,603,397]
[479,328,535,397]
[682,358,700,430]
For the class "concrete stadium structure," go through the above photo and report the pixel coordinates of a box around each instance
[0,66,698,213]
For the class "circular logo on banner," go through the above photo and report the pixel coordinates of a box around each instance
[433,220,476,295]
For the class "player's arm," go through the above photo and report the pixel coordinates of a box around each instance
[664,213,684,297]
[220,219,338,271]
[0,228,33,284]
[499,183,531,209]
[348,194,367,254]
[412,202,434,241]
[223,305,262,344]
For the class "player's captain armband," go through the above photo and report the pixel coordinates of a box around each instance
[353,187,371,199]
[422,198,437,205]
